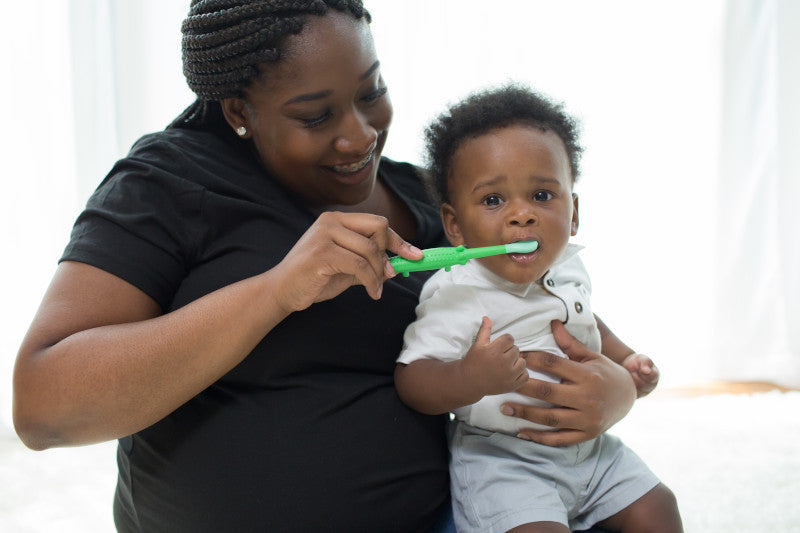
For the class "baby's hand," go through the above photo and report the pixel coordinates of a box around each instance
[462,316,528,397]
[621,353,660,397]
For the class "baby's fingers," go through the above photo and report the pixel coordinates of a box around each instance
[510,356,529,389]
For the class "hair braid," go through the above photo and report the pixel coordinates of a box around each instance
[171,0,370,129]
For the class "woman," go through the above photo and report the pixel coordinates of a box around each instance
[12,2,636,531]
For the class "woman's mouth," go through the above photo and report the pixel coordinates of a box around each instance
[328,149,375,174]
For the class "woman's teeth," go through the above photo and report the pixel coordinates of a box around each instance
[331,151,373,173]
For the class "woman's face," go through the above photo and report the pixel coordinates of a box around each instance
[225,12,392,208]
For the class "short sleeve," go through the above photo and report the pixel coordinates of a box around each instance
[61,154,205,311]
[397,275,485,365]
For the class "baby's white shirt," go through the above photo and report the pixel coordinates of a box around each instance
[398,244,602,434]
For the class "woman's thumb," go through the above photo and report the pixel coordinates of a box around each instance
[551,320,595,362]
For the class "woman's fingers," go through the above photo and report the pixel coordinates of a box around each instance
[384,226,424,260]
[501,401,594,447]
[519,352,588,409]
[325,212,391,285]
[508,320,637,445]
[502,401,604,447]
[517,428,588,448]
[514,373,569,407]
[279,211,419,306]
[550,320,596,363]
[328,212,421,274]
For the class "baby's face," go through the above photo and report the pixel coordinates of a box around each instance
[441,124,578,284]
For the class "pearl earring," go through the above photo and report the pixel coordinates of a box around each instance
[236,126,247,137]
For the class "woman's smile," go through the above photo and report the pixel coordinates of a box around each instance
[328,146,375,173]
[322,148,378,187]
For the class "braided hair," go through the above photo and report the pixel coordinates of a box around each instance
[170,0,371,130]
[423,83,584,206]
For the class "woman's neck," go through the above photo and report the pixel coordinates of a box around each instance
[327,180,418,240]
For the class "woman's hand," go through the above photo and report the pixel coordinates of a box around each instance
[502,320,636,447]
[271,211,422,312]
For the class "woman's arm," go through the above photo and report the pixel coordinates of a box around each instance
[13,212,422,450]
[13,260,290,450]
[501,320,637,447]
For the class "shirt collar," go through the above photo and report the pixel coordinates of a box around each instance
[467,243,585,296]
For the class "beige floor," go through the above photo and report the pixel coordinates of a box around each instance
[2,382,798,532]
[654,380,795,397]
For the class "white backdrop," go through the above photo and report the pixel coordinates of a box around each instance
[2,0,798,428]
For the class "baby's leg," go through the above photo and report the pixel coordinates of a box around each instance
[507,522,570,533]
[594,483,682,532]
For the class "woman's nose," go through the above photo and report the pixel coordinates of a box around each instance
[334,108,377,155]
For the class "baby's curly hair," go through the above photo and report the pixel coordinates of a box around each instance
[423,83,583,205]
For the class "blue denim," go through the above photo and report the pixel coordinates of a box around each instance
[428,502,457,533]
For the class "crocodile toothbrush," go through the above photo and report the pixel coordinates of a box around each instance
[389,241,538,277]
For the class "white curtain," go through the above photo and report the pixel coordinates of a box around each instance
[2,0,798,427]
[0,1,191,427]
[712,0,800,387]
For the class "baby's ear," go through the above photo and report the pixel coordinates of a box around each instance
[440,203,464,246]
[570,193,580,236]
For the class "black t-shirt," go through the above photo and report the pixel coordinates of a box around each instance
[62,128,450,532]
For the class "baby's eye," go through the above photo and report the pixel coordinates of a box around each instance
[482,194,503,207]
[533,191,553,201]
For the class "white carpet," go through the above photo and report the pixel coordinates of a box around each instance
[1,390,798,532]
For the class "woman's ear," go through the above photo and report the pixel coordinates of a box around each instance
[440,203,465,246]
[571,193,580,236]
[220,97,251,138]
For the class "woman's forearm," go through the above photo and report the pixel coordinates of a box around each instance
[13,266,290,450]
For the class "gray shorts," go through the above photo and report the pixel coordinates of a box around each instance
[448,421,660,532]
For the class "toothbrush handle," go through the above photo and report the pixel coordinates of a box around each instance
[389,244,508,276]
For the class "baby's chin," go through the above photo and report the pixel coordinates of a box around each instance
[505,271,545,285]
[483,259,546,285]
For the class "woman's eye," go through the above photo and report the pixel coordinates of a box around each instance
[482,194,503,207]
[361,86,388,103]
[300,111,332,128]
[534,191,553,201]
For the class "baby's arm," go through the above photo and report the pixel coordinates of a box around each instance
[595,314,659,398]
[394,316,529,415]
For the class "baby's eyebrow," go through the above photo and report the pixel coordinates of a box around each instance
[470,175,507,194]
[531,176,562,186]
[470,175,563,194]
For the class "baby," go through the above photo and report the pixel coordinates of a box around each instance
[394,84,682,532]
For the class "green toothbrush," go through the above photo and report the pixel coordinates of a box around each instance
[389,241,538,277]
